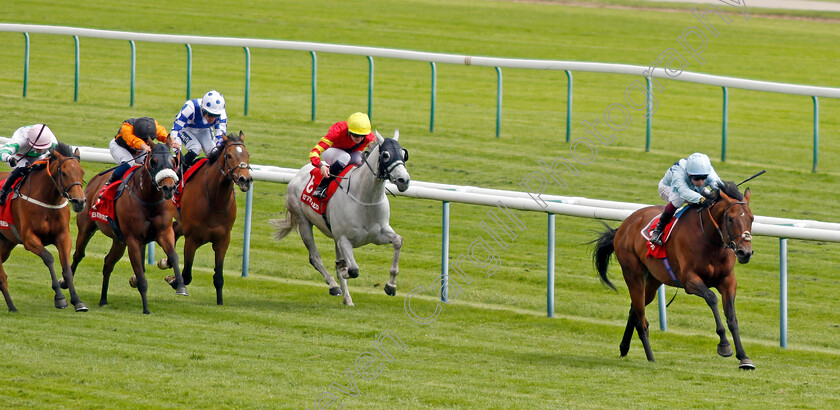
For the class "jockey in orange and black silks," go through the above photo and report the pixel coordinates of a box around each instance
[309,112,375,199]
[107,117,181,186]
[0,124,59,205]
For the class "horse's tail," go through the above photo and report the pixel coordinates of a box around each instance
[591,221,618,291]
[269,209,297,241]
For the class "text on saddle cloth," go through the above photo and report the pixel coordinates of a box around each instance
[301,165,356,215]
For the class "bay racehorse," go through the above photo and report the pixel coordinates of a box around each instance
[158,131,252,305]
[592,181,755,369]
[270,130,410,306]
[0,143,87,312]
[70,143,187,314]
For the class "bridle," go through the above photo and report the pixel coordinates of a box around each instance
[700,199,752,252]
[146,148,179,191]
[361,140,405,181]
[17,155,83,209]
[215,141,251,181]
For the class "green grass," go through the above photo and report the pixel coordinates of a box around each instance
[1,0,840,408]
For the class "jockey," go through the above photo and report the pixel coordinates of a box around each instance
[0,124,58,205]
[107,117,180,187]
[309,112,375,199]
[649,152,722,246]
[171,90,227,172]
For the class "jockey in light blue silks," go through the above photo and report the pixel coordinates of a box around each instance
[649,152,722,246]
[170,90,227,172]
[0,124,59,205]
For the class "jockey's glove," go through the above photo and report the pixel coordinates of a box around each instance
[7,157,17,168]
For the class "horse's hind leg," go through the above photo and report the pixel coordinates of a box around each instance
[100,240,126,307]
[373,227,402,296]
[67,217,98,288]
[298,219,341,296]
[622,267,655,362]
[0,261,17,312]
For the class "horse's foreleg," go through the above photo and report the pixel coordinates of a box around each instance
[685,278,732,358]
[211,235,230,305]
[125,239,151,314]
[334,240,354,306]
[71,214,97,274]
[374,227,401,296]
[719,276,754,369]
[158,230,187,297]
[299,219,340,296]
[22,233,68,309]
[100,240,126,307]
[55,230,88,312]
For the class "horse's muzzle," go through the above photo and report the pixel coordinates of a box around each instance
[161,185,177,200]
[735,248,753,264]
[394,177,410,192]
[70,198,86,213]
[237,175,253,192]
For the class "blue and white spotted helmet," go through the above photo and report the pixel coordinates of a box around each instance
[685,152,712,176]
[201,90,226,116]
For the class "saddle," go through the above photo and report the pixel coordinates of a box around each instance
[90,165,141,242]
[173,158,209,209]
[301,165,356,215]
[0,175,27,229]
[643,205,690,259]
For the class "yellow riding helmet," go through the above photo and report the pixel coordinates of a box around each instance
[347,112,371,135]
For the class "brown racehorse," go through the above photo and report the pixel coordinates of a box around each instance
[70,143,187,314]
[592,181,756,369]
[159,131,252,305]
[0,143,87,312]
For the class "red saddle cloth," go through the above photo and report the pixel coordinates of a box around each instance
[644,207,688,259]
[173,158,208,209]
[0,175,26,230]
[90,165,141,224]
[301,165,355,215]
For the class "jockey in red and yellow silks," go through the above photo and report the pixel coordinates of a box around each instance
[309,112,375,199]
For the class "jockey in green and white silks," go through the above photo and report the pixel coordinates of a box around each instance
[0,124,59,205]
[649,152,722,246]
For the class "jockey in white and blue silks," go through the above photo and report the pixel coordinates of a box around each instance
[649,152,722,246]
[0,124,59,205]
[170,90,227,171]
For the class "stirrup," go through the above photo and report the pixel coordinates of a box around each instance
[312,186,327,199]
[650,230,663,246]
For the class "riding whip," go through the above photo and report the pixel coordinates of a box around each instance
[737,170,766,186]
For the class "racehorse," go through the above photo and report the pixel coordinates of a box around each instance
[70,143,187,314]
[269,130,410,306]
[591,181,756,369]
[0,143,87,312]
[158,131,252,305]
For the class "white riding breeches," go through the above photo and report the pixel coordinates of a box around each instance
[109,139,146,165]
[658,180,685,207]
[180,127,217,156]
[320,148,363,167]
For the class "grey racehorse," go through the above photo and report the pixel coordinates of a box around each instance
[270,130,410,306]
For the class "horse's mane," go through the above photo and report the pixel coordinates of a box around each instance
[53,142,76,158]
[714,180,743,201]
[227,131,242,143]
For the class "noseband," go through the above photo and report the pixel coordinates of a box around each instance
[701,201,752,251]
[216,142,251,181]
[362,141,405,181]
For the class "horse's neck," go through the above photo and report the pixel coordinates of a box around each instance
[130,167,162,201]
[203,159,234,201]
[22,168,60,203]
[697,204,725,246]
[347,155,384,203]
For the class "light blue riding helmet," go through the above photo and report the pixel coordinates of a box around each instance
[685,153,712,176]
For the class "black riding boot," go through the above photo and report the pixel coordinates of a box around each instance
[312,162,344,199]
[650,202,677,246]
[181,151,198,173]
[107,162,132,185]
[0,166,30,206]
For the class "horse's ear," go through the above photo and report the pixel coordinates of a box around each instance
[74,148,81,159]
[238,130,245,142]
[374,129,385,145]
[393,129,400,141]
[744,188,751,203]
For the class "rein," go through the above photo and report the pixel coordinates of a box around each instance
[699,200,752,251]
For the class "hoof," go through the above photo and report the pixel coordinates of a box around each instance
[74,302,89,312]
[9,307,17,313]
[348,267,359,279]
[129,274,138,288]
[717,343,734,358]
[157,258,172,270]
[164,275,178,289]
[329,287,342,296]
[343,301,355,307]
[59,279,68,290]
[176,286,189,296]
[739,359,755,370]
[384,283,396,296]
[55,298,69,309]
[99,300,108,307]
[619,345,630,358]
